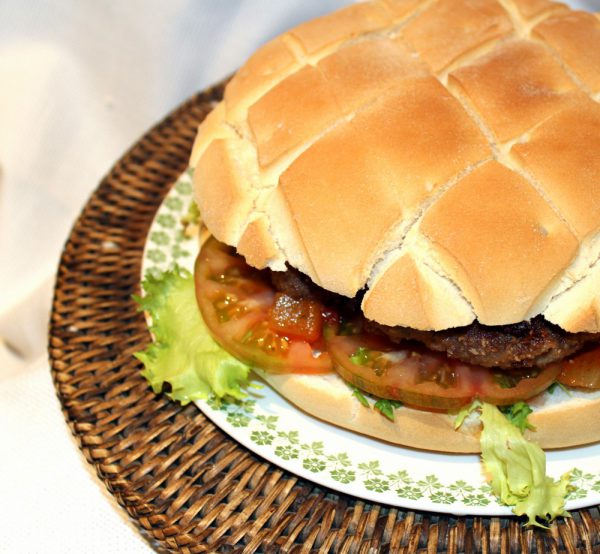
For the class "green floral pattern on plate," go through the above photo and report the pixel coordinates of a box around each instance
[145,169,196,278]
[205,397,495,507]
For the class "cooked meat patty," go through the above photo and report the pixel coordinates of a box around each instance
[367,317,596,369]
[270,265,359,313]
[270,267,316,300]
[270,266,598,368]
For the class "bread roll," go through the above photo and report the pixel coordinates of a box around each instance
[191,0,600,333]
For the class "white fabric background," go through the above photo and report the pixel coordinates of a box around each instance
[0,0,598,552]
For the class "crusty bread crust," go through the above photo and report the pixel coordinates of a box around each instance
[191,0,600,332]
[257,369,600,453]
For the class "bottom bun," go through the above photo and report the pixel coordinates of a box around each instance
[256,370,600,454]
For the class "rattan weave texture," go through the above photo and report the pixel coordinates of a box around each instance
[48,82,600,553]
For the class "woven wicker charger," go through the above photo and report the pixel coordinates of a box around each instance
[49,81,600,553]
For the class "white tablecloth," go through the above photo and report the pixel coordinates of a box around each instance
[1,1,598,551]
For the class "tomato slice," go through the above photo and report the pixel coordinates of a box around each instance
[327,327,561,410]
[555,345,600,389]
[194,237,332,373]
[477,364,561,404]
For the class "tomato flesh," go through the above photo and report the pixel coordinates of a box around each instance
[269,293,324,342]
[555,346,600,389]
[195,237,332,373]
[327,328,561,410]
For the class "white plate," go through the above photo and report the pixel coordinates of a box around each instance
[141,171,600,517]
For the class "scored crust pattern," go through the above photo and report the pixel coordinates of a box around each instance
[190,0,600,332]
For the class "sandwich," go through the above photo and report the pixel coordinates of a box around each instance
[136,0,600,524]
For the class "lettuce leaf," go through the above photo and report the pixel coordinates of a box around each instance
[499,401,535,433]
[134,267,250,404]
[479,403,571,527]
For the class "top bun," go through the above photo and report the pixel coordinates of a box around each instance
[191,0,600,332]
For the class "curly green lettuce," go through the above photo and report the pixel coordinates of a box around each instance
[458,401,571,527]
[134,267,250,404]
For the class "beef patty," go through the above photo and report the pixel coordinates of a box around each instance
[270,266,597,369]
[367,317,594,369]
